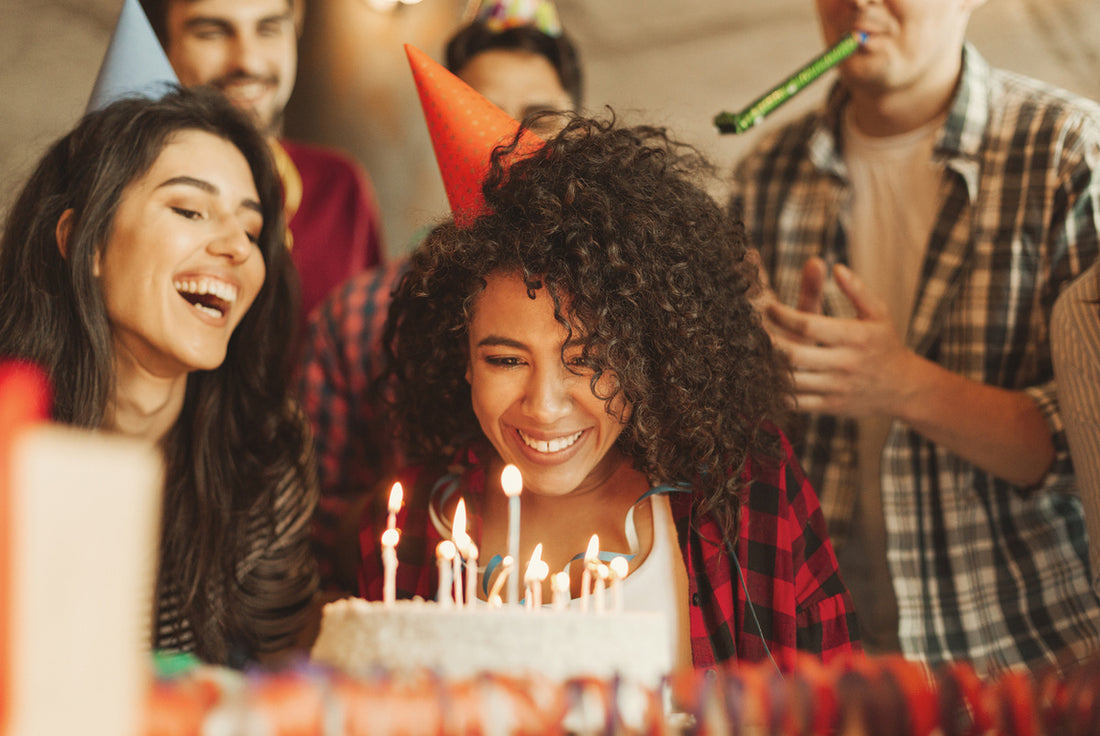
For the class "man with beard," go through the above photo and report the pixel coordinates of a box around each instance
[141,0,386,323]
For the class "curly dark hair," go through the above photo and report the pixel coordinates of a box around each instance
[382,113,792,544]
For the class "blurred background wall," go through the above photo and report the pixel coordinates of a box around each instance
[2,0,1098,255]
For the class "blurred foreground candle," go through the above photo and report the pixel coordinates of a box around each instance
[580,534,599,613]
[487,555,514,608]
[382,528,400,606]
[386,482,403,532]
[436,540,456,608]
[501,464,523,604]
[452,499,468,607]
[609,556,629,613]
[551,571,570,611]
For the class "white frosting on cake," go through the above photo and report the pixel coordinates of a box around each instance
[310,598,670,687]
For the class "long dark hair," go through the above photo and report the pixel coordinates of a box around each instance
[382,114,791,545]
[0,87,309,662]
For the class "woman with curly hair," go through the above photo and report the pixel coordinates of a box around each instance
[359,114,859,668]
[0,87,318,666]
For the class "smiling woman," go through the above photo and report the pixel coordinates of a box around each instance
[360,114,861,670]
[0,87,318,666]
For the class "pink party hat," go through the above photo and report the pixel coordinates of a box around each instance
[405,44,544,227]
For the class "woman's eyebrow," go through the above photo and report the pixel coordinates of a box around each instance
[157,176,262,214]
[476,335,527,350]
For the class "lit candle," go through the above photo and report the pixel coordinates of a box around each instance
[531,560,549,610]
[382,527,400,606]
[386,481,404,532]
[594,563,609,614]
[499,464,523,607]
[609,556,629,613]
[464,543,479,609]
[551,571,570,611]
[436,540,456,608]
[580,534,599,613]
[487,555,514,607]
[524,543,544,611]
[501,465,523,605]
[452,499,468,608]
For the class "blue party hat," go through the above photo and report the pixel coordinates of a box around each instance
[86,0,178,112]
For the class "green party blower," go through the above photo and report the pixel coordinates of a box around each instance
[714,31,867,135]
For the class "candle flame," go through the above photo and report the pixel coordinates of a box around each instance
[584,534,599,564]
[452,498,469,550]
[388,482,404,513]
[501,464,523,497]
[437,539,456,561]
[554,571,570,592]
[609,556,628,580]
[382,528,400,547]
[525,543,544,581]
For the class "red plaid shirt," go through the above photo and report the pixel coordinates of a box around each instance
[298,259,409,591]
[359,434,861,668]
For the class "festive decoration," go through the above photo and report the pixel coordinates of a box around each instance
[405,44,544,227]
[87,0,178,112]
[714,31,867,134]
[474,0,563,37]
[147,651,1100,735]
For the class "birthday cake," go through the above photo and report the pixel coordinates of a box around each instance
[310,597,670,688]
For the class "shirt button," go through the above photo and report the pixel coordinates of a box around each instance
[691,592,701,606]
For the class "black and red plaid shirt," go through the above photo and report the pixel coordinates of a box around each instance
[359,433,861,668]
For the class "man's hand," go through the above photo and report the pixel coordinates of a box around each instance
[751,253,828,345]
[765,261,917,418]
[757,258,1053,486]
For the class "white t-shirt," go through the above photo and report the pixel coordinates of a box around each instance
[843,109,944,512]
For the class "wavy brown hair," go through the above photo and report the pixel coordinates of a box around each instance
[381,114,792,544]
[0,87,313,664]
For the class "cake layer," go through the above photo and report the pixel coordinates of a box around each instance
[311,597,670,687]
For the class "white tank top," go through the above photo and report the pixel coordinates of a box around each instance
[620,494,692,672]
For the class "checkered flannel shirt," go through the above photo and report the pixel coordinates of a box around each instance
[298,258,410,591]
[358,437,860,668]
[729,45,1100,672]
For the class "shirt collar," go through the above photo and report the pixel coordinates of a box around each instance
[809,43,990,203]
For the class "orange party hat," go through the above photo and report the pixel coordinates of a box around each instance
[405,44,544,227]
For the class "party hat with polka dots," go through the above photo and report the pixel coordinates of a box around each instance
[405,44,544,228]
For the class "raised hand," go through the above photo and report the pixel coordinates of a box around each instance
[765,262,917,418]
